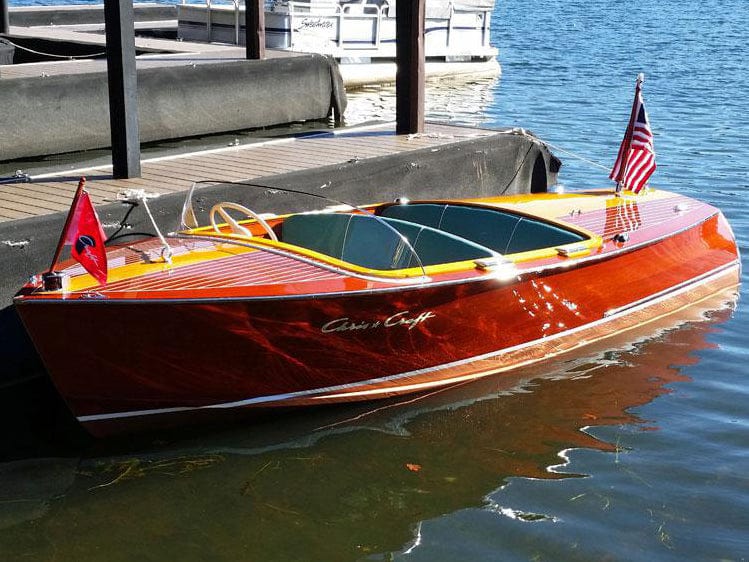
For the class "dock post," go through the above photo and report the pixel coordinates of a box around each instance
[104,0,141,178]
[395,0,425,134]
[246,0,265,59]
[0,0,9,34]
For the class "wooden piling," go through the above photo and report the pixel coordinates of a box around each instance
[104,0,141,178]
[245,0,265,60]
[395,0,426,135]
[0,0,8,34]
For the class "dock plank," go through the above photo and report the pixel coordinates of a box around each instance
[0,188,71,210]
[148,158,256,177]
[0,197,63,215]
[1,184,77,205]
[0,207,34,220]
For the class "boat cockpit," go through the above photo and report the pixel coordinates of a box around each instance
[179,184,593,279]
[271,201,588,271]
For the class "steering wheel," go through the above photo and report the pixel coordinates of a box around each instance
[209,202,278,241]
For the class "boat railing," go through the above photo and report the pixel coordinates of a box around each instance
[182,0,252,45]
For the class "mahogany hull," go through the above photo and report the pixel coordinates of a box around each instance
[16,208,740,436]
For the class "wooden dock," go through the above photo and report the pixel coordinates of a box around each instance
[0,122,497,222]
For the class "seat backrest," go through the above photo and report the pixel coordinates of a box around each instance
[505,218,585,254]
[340,215,415,270]
[379,203,446,229]
[340,215,494,269]
[280,213,352,258]
[381,203,522,253]
[439,205,522,253]
[380,203,585,254]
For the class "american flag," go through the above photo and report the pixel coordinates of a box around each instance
[610,75,656,193]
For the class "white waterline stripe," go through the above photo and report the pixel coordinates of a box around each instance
[77,262,739,423]
[603,264,732,318]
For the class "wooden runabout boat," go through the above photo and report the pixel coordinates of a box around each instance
[14,184,740,436]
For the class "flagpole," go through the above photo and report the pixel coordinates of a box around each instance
[47,177,87,274]
[616,73,645,192]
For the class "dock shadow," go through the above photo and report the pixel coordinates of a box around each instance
[0,305,90,462]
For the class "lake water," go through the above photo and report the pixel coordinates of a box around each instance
[1,0,748,560]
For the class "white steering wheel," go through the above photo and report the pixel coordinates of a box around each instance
[209,202,278,241]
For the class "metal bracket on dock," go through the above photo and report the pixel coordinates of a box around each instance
[0,171,31,185]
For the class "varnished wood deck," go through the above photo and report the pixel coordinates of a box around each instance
[0,122,497,222]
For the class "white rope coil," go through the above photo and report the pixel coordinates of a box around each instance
[117,189,173,264]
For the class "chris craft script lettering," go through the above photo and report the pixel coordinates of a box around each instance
[321,311,436,333]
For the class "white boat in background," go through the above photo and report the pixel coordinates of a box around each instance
[177,0,500,86]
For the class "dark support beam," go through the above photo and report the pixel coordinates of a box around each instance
[104,0,141,178]
[245,0,265,60]
[395,0,425,134]
[0,0,9,34]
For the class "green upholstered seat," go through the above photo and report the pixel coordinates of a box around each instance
[377,203,446,229]
[279,212,494,270]
[505,218,585,254]
[280,213,352,259]
[439,205,522,253]
[381,217,494,268]
[379,202,585,254]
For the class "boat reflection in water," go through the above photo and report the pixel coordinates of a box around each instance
[0,288,737,560]
[344,74,499,127]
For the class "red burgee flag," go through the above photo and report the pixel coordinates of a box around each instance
[63,183,108,285]
[610,74,656,193]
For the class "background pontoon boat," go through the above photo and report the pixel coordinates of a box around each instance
[177,0,500,84]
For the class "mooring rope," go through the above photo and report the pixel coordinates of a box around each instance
[2,38,107,60]
[117,189,174,264]
[541,139,612,172]
[0,171,31,185]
